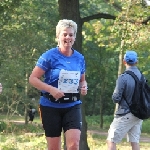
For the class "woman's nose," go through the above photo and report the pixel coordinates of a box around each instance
[66,34,70,38]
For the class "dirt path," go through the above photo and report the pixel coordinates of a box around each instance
[88,130,150,143]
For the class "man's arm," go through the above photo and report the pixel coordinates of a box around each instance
[112,75,126,103]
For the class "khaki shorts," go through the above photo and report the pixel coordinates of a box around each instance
[107,113,143,143]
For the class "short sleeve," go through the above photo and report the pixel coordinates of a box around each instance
[36,50,51,71]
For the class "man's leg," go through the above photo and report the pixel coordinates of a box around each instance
[107,140,116,150]
[106,113,138,150]
[131,142,140,150]
[127,119,143,150]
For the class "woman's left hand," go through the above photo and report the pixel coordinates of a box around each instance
[80,86,87,95]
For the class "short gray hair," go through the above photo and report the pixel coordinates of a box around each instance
[56,19,77,38]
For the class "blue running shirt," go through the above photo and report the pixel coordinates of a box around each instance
[36,47,85,108]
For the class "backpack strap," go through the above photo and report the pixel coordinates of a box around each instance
[122,70,141,107]
[125,70,140,82]
[125,70,145,83]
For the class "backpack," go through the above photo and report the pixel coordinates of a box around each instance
[124,70,150,120]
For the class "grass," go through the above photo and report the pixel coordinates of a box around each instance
[0,132,150,150]
[87,132,150,150]
[0,114,41,124]
[0,134,47,150]
[0,114,150,150]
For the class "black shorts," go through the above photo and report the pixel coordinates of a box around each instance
[39,104,82,137]
[29,114,34,121]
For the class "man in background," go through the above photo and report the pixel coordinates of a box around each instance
[107,50,143,150]
[28,105,36,124]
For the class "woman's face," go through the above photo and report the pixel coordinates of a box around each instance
[58,27,76,49]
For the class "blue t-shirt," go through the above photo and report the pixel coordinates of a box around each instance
[36,47,86,108]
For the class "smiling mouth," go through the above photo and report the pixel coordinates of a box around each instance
[64,41,71,44]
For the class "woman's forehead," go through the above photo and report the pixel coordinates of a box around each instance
[60,27,74,33]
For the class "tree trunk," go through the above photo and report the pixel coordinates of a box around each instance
[80,96,90,150]
[99,95,103,129]
[114,40,124,114]
[58,0,89,149]
[114,0,132,114]
[114,43,124,114]
[25,73,28,125]
[25,104,28,125]
[91,90,97,115]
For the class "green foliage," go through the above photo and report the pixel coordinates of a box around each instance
[81,0,150,118]
[0,134,47,150]
[142,119,150,133]
[0,121,43,134]
[0,121,7,132]
[80,0,118,18]
[103,115,114,127]
[0,0,23,13]
[83,20,118,116]
[86,115,114,130]
[0,0,59,117]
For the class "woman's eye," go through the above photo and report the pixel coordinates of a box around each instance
[63,34,67,37]
[63,34,73,37]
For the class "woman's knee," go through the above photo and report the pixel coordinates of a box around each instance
[67,141,79,150]
[65,129,81,150]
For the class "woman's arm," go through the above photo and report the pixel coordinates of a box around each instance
[29,66,64,99]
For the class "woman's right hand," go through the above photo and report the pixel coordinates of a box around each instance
[49,86,65,100]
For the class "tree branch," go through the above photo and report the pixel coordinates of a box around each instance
[81,13,150,26]
[81,13,116,25]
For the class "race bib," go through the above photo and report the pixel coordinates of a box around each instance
[58,70,80,93]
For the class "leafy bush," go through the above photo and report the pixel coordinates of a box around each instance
[0,121,43,134]
[86,115,114,130]
[142,119,150,133]
[86,115,150,134]
[103,115,114,129]
[0,121,7,132]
